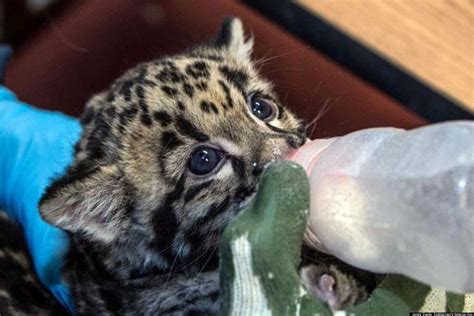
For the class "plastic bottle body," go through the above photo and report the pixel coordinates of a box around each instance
[290,121,474,293]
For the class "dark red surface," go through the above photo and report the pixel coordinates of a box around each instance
[4,0,426,137]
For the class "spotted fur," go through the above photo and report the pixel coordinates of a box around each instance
[0,17,371,315]
[35,17,304,314]
[0,212,67,315]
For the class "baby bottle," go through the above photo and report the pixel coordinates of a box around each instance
[287,121,474,293]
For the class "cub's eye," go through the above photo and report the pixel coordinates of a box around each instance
[188,146,224,176]
[248,94,277,121]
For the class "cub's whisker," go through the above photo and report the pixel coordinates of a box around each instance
[305,97,338,137]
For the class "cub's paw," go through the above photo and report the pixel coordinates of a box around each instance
[300,264,368,311]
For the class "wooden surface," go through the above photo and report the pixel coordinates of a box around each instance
[297,0,474,112]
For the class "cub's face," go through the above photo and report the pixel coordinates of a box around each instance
[40,18,305,270]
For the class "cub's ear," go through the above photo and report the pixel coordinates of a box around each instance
[214,17,254,61]
[39,164,128,243]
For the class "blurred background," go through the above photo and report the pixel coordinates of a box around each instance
[1,0,472,138]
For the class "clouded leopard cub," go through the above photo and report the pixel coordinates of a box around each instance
[1,18,372,315]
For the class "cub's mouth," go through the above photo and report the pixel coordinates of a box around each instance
[233,182,257,210]
[230,138,307,217]
[237,190,257,210]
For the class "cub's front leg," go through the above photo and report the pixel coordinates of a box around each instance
[299,247,377,311]
[300,264,368,311]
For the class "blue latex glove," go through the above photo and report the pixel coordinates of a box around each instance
[0,85,79,313]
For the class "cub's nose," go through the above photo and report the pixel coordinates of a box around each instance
[287,133,307,149]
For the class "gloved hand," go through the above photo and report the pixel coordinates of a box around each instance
[0,85,80,312]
